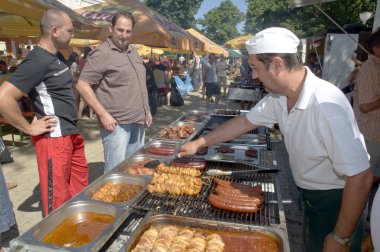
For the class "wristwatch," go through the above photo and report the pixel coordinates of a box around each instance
[331,231,351,246]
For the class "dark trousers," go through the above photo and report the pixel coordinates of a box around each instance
[299,188,366,252]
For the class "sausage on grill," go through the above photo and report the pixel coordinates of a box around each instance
[214,186,264,201]
[213,189,264,205]
[208,193,260,213]
[213,179,263,194]
[171,157,207,169]
[147,145,176,155]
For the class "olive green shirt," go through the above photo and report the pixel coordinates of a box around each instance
[79,38,149,125]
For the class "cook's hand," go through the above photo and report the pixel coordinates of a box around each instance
[323,233,349,252]
[178,141,201,158]
[29,116,58,136]
[98,112,117,131]
[360,233,373,252]
[145,113,152,128]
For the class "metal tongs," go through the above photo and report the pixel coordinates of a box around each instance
[206,168,279,176]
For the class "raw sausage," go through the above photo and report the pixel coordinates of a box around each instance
[214,186,264,200]
[147,145,176,155]
[171,157,207,169]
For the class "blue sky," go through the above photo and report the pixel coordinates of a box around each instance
[195,0,248,33]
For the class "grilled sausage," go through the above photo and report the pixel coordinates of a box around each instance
[208,193,260,213]
[147,146,176,155]
[214,186,264,201]
[213,188,264,205]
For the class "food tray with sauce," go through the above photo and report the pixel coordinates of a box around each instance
[121,213,290,252]
[135,140,180,157]
[150,121,202,143]
[79,173,149,207]
[10,201,129,252]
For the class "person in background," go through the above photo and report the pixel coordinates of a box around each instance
[0,9,89,217]
[0,61,7,75]
[76,11,152,173]
[77,47,94,119]
[202,53,220,109]
[354,28,380,186]
[0,158,18,252]
[216,54,229,98]
[178,54,185,64]
[143,58,158,115]
[179,27,373,252]
[153,61,171,106]
[190,50,202,92]
[306,52,322,77]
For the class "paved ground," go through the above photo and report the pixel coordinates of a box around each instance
[1,90,305,251]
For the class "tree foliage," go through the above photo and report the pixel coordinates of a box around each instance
[198,0,245,44]
[245,0,377,38]
[144,0,203,29]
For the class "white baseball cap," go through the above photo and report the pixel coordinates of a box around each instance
[245,27,300,54]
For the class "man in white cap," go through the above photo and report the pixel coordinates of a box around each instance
[178,27,373,252]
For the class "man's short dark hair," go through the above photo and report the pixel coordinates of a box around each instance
[256,53,303,71]
[368,27,380,54]
[111,11,135,27]
[40,9,66,35]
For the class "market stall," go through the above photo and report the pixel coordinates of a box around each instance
[10,110,289,252]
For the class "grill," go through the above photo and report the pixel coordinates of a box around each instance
[132,161,281,227]
[204,115,268,135]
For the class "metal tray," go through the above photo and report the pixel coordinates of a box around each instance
[121,213,290,252]
[10,201,129,252]
[134,140,180,157]
[151,121,202,143]
[114,154,159,177]
[201,130,268,146]
[79,173,149,207]
[212,108,242,116]
[194,143,266,165]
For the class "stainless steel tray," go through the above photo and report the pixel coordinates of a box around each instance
[121,213,290,252]
[79,173,149,207]
[211,109,249,117]
[114,154,160,177]
[10,201,130,252]
[201,130,268,145]
[150,121,202,143]
[194,143,267,165]
[134,140,180,157]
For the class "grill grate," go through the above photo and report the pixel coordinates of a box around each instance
[132,162,280,227]
[204,115,268,135]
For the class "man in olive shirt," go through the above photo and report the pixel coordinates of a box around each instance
[77,11,152,173]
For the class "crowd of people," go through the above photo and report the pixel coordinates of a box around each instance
[0,7,380,252]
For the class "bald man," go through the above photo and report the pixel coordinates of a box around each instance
[0,9,89,216]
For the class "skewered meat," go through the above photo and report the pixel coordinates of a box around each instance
[245,149,257,157]
[147,145,177,156]
[91,182,142,202]
[148,173,202,196]
[156,163,201,177]
[216,146,235,153]
[157,125,195,139]
[196,147,208,155]
[171,157,207,169]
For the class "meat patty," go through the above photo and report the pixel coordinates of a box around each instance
[216,146,235,153]
[245,149,257,158]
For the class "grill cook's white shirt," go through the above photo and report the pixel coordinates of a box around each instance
[246,67,370,190]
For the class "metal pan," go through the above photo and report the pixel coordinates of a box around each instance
[10,201,129,252]
[150,121,201,142]
[134,140,180,157]
[121,213,290,252]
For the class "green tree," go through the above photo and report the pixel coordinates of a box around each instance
[144,0,203,29]
[198,0,245,44]
[245,0,377,38]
